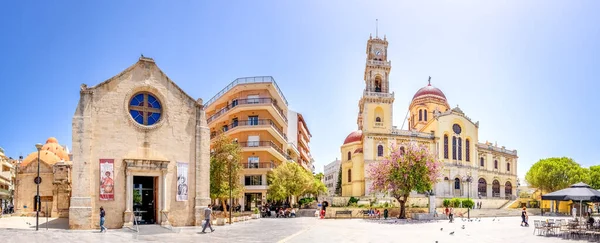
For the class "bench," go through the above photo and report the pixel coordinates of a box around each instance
[335,210,353,219]
[362,210,371,218]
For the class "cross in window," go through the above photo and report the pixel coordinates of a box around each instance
[130,93,161,125]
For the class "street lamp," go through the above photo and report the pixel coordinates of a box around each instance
[463,174,473,220]
[227,154,233,225]
[34,143,42,231]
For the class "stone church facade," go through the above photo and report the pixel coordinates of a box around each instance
[69,57,210,229]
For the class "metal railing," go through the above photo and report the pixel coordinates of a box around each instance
[242,162,275,169]
[206,98,287,124]
[238,141,288,159]
[210,119,287,140]
[204,76,288,107]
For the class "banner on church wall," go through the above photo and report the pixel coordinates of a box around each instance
[99,159,115,201]
[176,162,189,201]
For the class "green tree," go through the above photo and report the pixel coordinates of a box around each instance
[209,134,243,214]
[267,162,313,203]
[368,143,441,219]
[525,157,590,211]
[305,174,328,198]
[589,165,600,189]
[525,157,589,193]
[335,165,342,195]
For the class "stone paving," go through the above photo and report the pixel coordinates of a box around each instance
[0,216,590,242]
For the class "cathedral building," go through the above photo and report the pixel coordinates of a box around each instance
[69,56,210,229]
[341,35,518,202]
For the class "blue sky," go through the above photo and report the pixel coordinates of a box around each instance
[1,1,599,183]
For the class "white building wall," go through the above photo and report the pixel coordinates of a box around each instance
[287,110,298,148]
[323,159,340,196]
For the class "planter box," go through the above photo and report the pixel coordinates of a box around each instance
[233,217,239,222]
[216,218,225,226]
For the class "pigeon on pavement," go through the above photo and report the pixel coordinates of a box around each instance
[449,231,455,235]
[440,228,443,231]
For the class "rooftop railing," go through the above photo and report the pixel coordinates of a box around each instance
[204,76,288,107]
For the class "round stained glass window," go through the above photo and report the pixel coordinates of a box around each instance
[129,92,162,126]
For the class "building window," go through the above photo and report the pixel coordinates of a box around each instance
[506,162,510,171]
[129,92,162,126]
[480,157,484,167]
[245,175,262,186]
[375,117,381,122]
[347,169,352,182]
[248,156,259,168]
[443,135,449,159]
[419,109,422,121]
[377,145,383,157]
[454,178,460,189]
[347,151,351,161]
[457,138,462,161]
[494,160,498,169]
[465,139,470,162]
[424,110,428,121]
[400,146,405,154]
[452,136,457,160]
[248,116,259,126]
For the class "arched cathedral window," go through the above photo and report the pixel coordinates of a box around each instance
[419,110,422,121]
[466,139,470,162]
[347,152,351,161]
[348,169,352,182]
[458,138,462,161]
[443,135,449,159]
[452,136,457,160]
[424,110,428,121]
[377,145,383,157]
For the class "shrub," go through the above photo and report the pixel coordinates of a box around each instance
[253,208,259,214]
[383,202,390,208]
[443,199,451,207]
[462,198,474,209]
[450,198,462,207]
[299,197,315,206]
[347,196,359,206]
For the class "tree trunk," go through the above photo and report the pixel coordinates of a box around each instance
[220,197,228,217]
[397,195,409,219]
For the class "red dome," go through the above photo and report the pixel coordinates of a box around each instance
[343,130,363,144]
[412,84,447,101]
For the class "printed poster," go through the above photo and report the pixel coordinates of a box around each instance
[99,159,115,200]
[177,162,189,201]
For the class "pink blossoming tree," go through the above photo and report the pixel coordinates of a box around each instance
[368,143,442,219]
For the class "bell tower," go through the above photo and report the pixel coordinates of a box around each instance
[357,27,395,133]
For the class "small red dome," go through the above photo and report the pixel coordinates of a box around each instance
[412,84,447,101]
[343,130,363,144]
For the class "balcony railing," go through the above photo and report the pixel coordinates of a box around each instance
[363,90,395,99]
[239,141,289,160]
[242,162,275,169]
[211,119,287,140]
[207,98,287,124]
[374,122,384,127]
[204,76,288,107]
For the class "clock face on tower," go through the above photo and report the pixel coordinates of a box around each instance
[375,50,381,56]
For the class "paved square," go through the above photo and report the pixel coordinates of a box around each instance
[0,216,588,242]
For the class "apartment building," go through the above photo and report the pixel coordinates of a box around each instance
[287,111,313,173]
[0,148,15,209]
[323,159,341,196]
[204,76,300,211]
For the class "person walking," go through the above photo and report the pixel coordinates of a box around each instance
[449,207,454,223]
[520,207,529,227]
[201,204,215,233]
[572,206,578,220]
[99,206,107,233]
